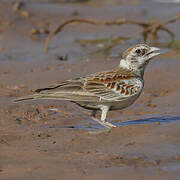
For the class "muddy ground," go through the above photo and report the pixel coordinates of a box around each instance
[0,1,180,180]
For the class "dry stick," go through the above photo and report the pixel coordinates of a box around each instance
[143,12,180,43]
[45,13,180,52]
[44,18,147,52]
[161,12,180,26]
[161,27,175,42]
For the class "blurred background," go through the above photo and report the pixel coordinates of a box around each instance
[0,0,180,63]
[0,1,180,180]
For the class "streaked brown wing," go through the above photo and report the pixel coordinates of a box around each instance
[84,68,143,101]
[34,68,143,102]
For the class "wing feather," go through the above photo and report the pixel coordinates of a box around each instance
[32,68,143,102]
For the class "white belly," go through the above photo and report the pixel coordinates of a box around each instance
[110,93,140,110]
[76,91,141,111]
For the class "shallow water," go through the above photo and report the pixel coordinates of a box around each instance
[49,116,180,130]
[0,1,180,179]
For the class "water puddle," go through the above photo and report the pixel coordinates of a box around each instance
[48,116,180,130]
[161,163,180,172]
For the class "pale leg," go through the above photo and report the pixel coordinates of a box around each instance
[100,106,116,128]
[91,106,116,128]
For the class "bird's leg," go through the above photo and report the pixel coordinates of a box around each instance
[100,106,116,128]
[91,106,116,128]
[91,110,110,128]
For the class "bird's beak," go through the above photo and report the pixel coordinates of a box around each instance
[146,47,161,59]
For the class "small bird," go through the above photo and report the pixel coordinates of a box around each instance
[15,44,161,128]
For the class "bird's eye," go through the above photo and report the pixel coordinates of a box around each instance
[135,48,147,55]
[135,49,141,54]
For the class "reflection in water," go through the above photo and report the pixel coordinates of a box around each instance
[49,116,180,130]
[115,116,180,126]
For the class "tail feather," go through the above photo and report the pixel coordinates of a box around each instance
[14,93,99,102]
[14,94,39,102]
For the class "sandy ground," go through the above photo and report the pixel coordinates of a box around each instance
[0,1,180,180]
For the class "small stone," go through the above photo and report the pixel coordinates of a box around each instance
[56,54,68,61]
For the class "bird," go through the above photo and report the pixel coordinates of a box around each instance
[15,44,161,128]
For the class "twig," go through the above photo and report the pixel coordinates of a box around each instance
[44,18,147,52]
[45,12,180,52]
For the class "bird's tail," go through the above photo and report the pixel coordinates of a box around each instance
[14,94,40,102]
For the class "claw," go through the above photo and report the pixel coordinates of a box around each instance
[91,117,116,128]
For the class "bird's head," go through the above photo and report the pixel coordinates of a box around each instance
[120,44,161,76]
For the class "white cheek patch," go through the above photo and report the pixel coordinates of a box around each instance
[119,59,131,69]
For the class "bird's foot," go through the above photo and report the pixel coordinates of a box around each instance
[104,121,116,128]
[91,117,116,129]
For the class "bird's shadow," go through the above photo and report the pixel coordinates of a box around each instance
[49,116,180,131]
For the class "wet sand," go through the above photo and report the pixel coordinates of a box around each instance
[0,1,180,179]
